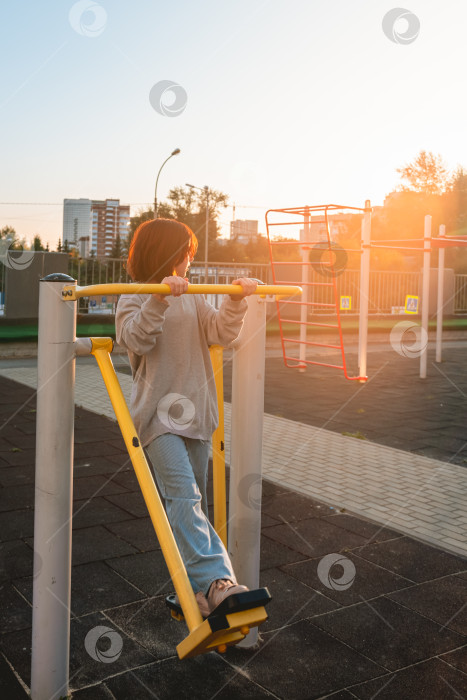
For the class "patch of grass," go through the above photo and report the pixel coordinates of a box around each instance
[341,431,367,440]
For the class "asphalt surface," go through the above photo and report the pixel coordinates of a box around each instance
[0,338,466,699]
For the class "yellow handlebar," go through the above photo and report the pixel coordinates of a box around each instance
[62,283,302,300]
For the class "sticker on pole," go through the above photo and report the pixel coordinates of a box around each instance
[340,296,352,310]
[405,295,419,314]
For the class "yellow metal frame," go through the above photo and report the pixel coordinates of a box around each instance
[62,282,302,301]
[90,338,203,631]
[209,345,227,547]
[90,337,267,658]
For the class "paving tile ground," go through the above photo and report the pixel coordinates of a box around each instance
[2,341,466,557]
[0,338,466,698]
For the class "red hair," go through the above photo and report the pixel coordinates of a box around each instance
[127,219,198,283]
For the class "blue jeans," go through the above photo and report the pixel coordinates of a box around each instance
[146,433,235,595]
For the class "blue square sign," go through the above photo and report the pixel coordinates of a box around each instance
[405,295,419,314]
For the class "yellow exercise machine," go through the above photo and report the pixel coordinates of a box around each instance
[31,278,301,700]
[90,336,272,657]
[73,282,301,659]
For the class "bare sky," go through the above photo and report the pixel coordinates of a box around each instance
[1,0,465,247]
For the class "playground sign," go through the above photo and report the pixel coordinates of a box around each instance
[340,295,352,310]
[405,295,419,314]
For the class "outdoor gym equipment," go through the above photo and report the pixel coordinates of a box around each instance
[265,202,371,381]
[368,217,467,378]
[266,202,467,381]
[30,277,301,700]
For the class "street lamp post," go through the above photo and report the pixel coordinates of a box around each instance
[186,183,210,283]
[154,148,180,219]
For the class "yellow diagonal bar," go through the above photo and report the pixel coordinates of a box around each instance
[62,282,302,300]
[209,345,227,548]
[89,337,203,632]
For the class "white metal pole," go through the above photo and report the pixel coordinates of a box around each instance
[229,295,266,648]
[358,200,371,379]
[299,208,310,371]
[436,225,445,363]
[31,273,76,700]
[420,215,432,379]
[205,188,209,284]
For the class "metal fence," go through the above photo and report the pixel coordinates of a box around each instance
[45,260,467,316]
[455,275,467,313]
[2,257,467,316]
[266,267,422,315]
[303,269,421,315]
[68,257,130,314]
[69,260,423,315]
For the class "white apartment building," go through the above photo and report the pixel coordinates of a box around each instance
[63,198,130,258]
[91,199,130,258]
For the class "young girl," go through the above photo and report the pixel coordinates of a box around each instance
[116,218,257,617]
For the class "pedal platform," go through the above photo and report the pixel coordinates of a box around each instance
[166,587,271,623]
[166,588,272,658]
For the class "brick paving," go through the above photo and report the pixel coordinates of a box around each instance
[0,339,466,698]
[2,341,466,557]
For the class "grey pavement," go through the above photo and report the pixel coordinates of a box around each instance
[0,335,466,698]
[1,335,466,557]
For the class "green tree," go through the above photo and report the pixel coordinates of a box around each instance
[368,151,455,270]
[445,166,467,235]
[210,239,247,263]
[397,150,449,195]
[442,166,467,271]
[127,186,229,261]
[243,235,270,263]
[0,226,28,253]
[0,226,23,250]
[32,234,45,251]
[1,225,17,240]
[158,185,198,223]
[163,186,228,260]
[57,238,62,252]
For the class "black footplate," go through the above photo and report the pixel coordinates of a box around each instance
[165,587,272,621]
[210,587,271,616]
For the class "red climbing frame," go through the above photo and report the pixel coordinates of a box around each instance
[265,204,368,381]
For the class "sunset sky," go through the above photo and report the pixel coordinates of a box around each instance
[1,0,466,248]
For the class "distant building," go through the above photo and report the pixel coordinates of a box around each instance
[91,199,130,258]
[230,219,258,244]
[63,198,130,258]
[63,199,92,257]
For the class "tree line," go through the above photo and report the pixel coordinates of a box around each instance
[346,151,467,272]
